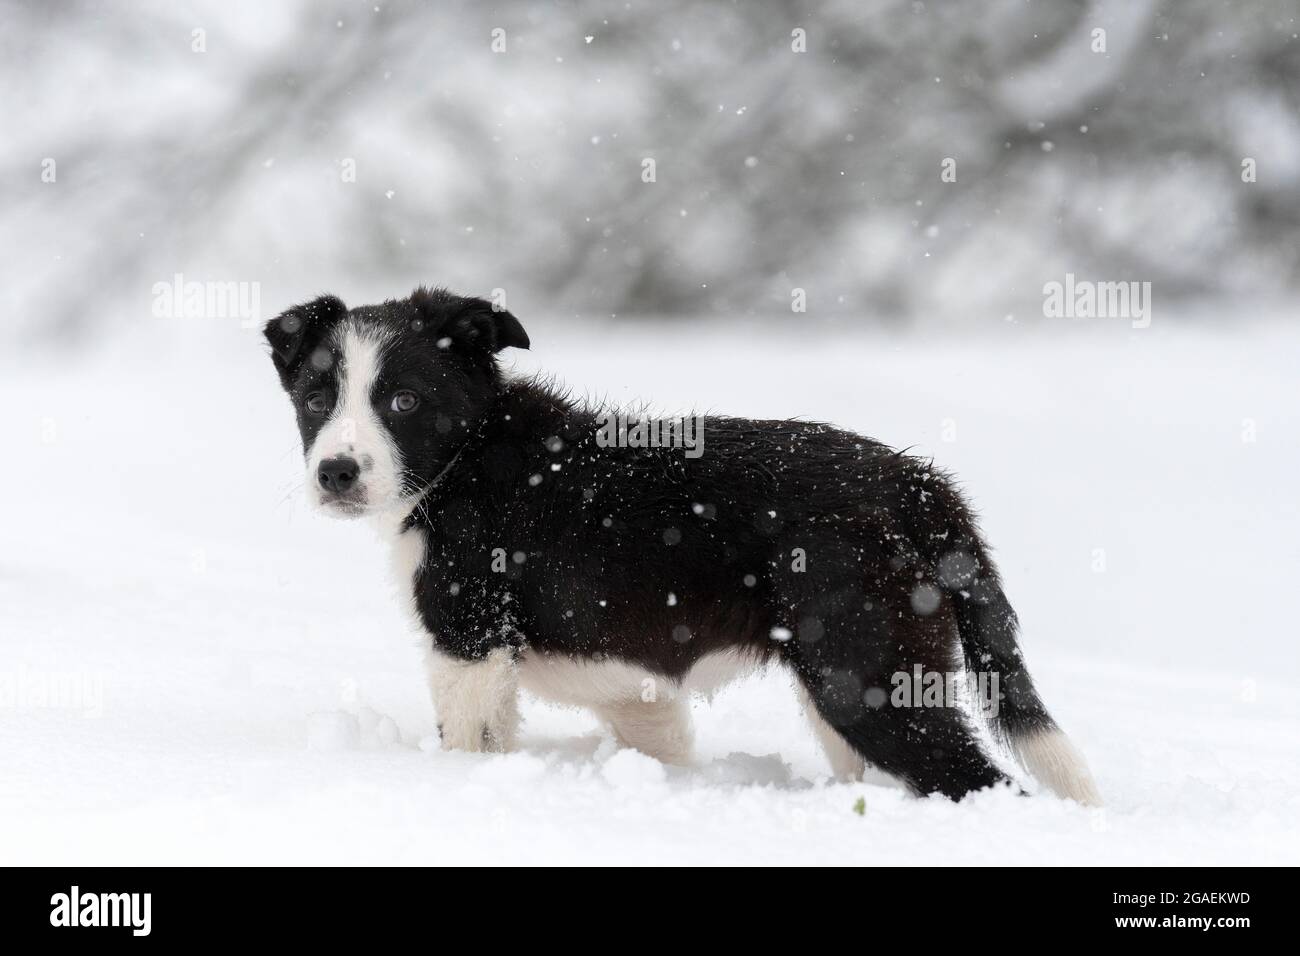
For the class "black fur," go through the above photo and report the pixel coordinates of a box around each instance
[266,288,1063,800]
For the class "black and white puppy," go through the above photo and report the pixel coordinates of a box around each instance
[264,287,1101,803]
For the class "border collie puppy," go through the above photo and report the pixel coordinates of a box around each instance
[264,287,1101,804]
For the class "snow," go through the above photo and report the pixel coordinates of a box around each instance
[2,313,1298,865]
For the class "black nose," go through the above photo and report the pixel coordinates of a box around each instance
[318,457,359,494]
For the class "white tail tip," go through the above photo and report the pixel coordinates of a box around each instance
[1013,728,1103,806]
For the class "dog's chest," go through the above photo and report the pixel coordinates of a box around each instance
[382,519,428,628]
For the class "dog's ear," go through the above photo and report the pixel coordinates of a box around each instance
[264,295,348,388]
[410,286,529,354]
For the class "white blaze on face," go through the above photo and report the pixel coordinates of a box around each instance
[306,322,404,517]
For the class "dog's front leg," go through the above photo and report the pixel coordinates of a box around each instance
[425,646,520,753]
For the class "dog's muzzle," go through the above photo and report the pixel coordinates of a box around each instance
[315,456,369,516]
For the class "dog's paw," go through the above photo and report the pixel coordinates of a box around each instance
[437,718,513,753]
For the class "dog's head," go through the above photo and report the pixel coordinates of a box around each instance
[264,287,529,519]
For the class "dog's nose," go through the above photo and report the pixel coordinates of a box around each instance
[318,456,359,494]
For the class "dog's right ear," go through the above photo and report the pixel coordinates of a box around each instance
[264,295,348,389]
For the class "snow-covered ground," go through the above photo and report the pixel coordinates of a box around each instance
[2,312,1297,865]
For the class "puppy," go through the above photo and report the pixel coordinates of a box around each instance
[264,287,1101,803]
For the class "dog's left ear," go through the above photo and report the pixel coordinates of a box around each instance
[411,287,529,354]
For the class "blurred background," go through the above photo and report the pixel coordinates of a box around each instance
[3,0,1298,345]
[3,0,1299,864]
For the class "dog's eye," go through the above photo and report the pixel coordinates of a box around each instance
[305,392,329,415]
[390,390,420,414]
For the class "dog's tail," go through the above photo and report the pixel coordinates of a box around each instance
[954,584,1103,806]
[891,451,1102,804]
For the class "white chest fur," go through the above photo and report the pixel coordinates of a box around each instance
[377,513,427,630]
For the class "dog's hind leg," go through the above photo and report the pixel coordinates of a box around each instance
[778,587,1010,800]
[597,694,694,765]
[795,682,866,781]
[798,671,1008,799]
